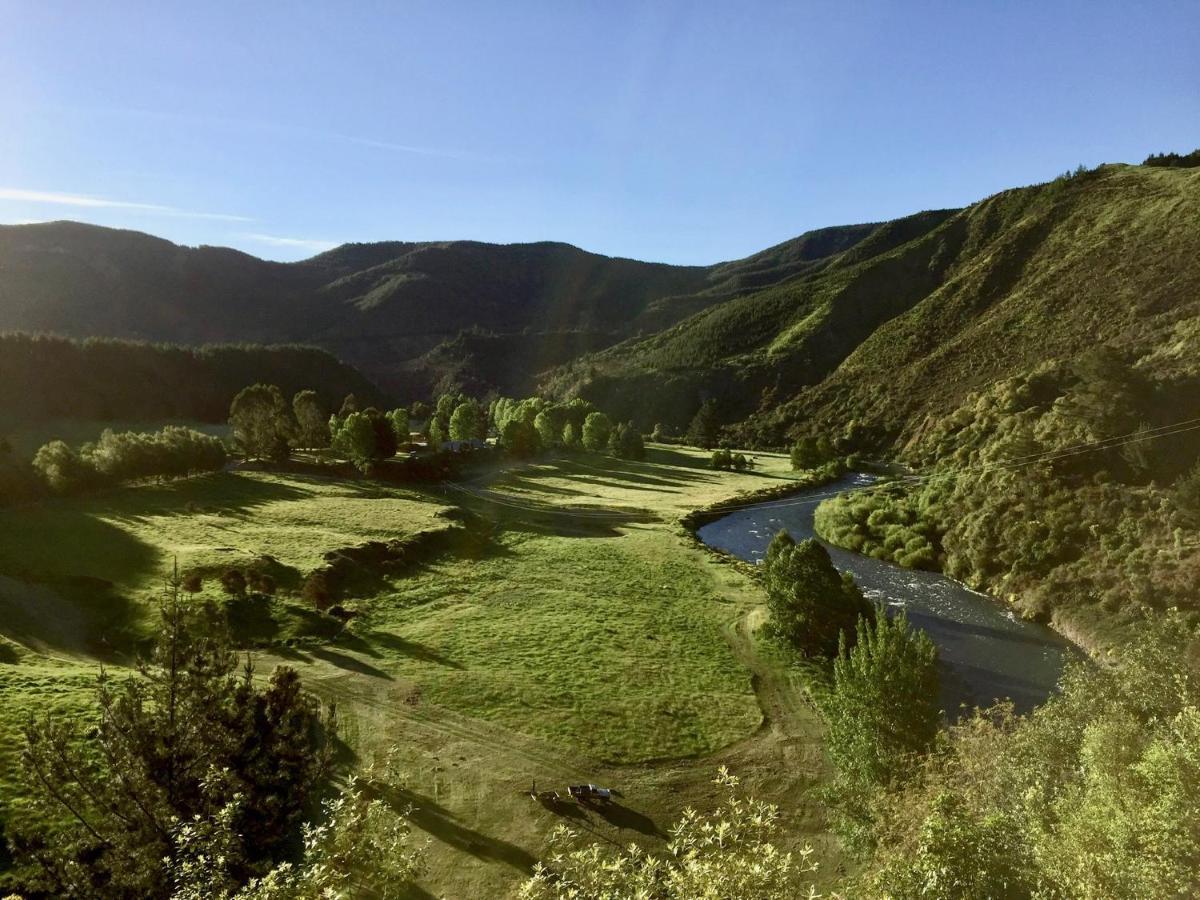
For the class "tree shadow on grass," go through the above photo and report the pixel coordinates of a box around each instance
[546,455,709,489]
[308,646,394,680]
[369,630,464,669]
[590,801,665,838]
[379,786,537,873]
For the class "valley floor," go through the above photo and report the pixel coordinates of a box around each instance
[0,445,844,897]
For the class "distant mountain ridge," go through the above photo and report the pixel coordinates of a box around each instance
[0,221,874,399]
[4,161,1197,452]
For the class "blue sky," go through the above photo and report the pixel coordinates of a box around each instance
[2,1,1197,264]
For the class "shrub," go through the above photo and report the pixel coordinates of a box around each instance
[762,531,873,656]
[220,569,247,598]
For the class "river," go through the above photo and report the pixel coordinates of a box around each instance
[696,473,1076,714]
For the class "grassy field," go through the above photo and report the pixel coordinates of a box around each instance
[0,444,840,897]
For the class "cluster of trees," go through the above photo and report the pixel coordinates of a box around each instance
[0,587,426,897]
[789,434,837,470]
[814,348,1200,632]
[328,402,410,474]
[814,485,939,569]
[1143,148,1200,168]
[0,333,383,425]
[30,425,227,495]
[710,449,751,471]
[760,530,942,856]
[489,396,644,460]
[229,385,417,474]
[425,393,487,448]
[853,615,1200,898]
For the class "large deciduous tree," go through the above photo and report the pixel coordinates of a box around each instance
[449,399,485,442]
[763,531,872,656]
[292,390,330,449]
[229,384,294,462]
[581,412,612,452]
[331,411,379,472]
[827,607,941,789]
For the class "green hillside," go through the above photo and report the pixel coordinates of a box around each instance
[548,165,1200,445]
[0,221,879,401]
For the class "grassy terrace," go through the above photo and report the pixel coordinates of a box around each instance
[0,445,838,897]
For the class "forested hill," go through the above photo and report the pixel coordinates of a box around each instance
[0,221,878,399]
[0,334,385,424]
[548,163,1200,448]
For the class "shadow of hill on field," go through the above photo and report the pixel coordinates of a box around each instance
[97,471,314,526]
[0,574,143,660]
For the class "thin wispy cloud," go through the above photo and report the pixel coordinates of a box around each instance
[332,132,501,162]
[238,232,338,253]
[0,187,253,222]
[60,105,504,164]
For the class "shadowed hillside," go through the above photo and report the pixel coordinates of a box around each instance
[0,221,878,400]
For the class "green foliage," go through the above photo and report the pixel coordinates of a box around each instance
[330,411,377,472]
[291,390,329,449]
[448,399,485,442]
[581,411,612,452]
[363,408,398,460]
[685,398,720,449]
[864,615,1200,899]
[814,486,939,569]
[762,531,872,656]
[31,439,97,494]
[499,418,541,457]
[711,450,749,471]
[12,588,333,898]
[30,427,227,496]
[790,435,834,470]
[386,407,410,445]
[0,333,382,426]
[877,793,1037,900]
[520,769,816,900]
[826,608,940,790]
[229,384,294,462]
[426,416,446,449]
[1143,147,1200,168]
[561,422,579,449]
[610,422,645,460]
[1174,462,1200,526]
[533,410,558,448]
[168,757,426,899]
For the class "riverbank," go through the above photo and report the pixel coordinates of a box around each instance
[695,473,1076,714]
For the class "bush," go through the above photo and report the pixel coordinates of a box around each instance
[30,426,226,495]
[220,569,247,598]
[790,435,835,470]
[762,531,873,656]
[581,412,613,452]
[825,607,940,790]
